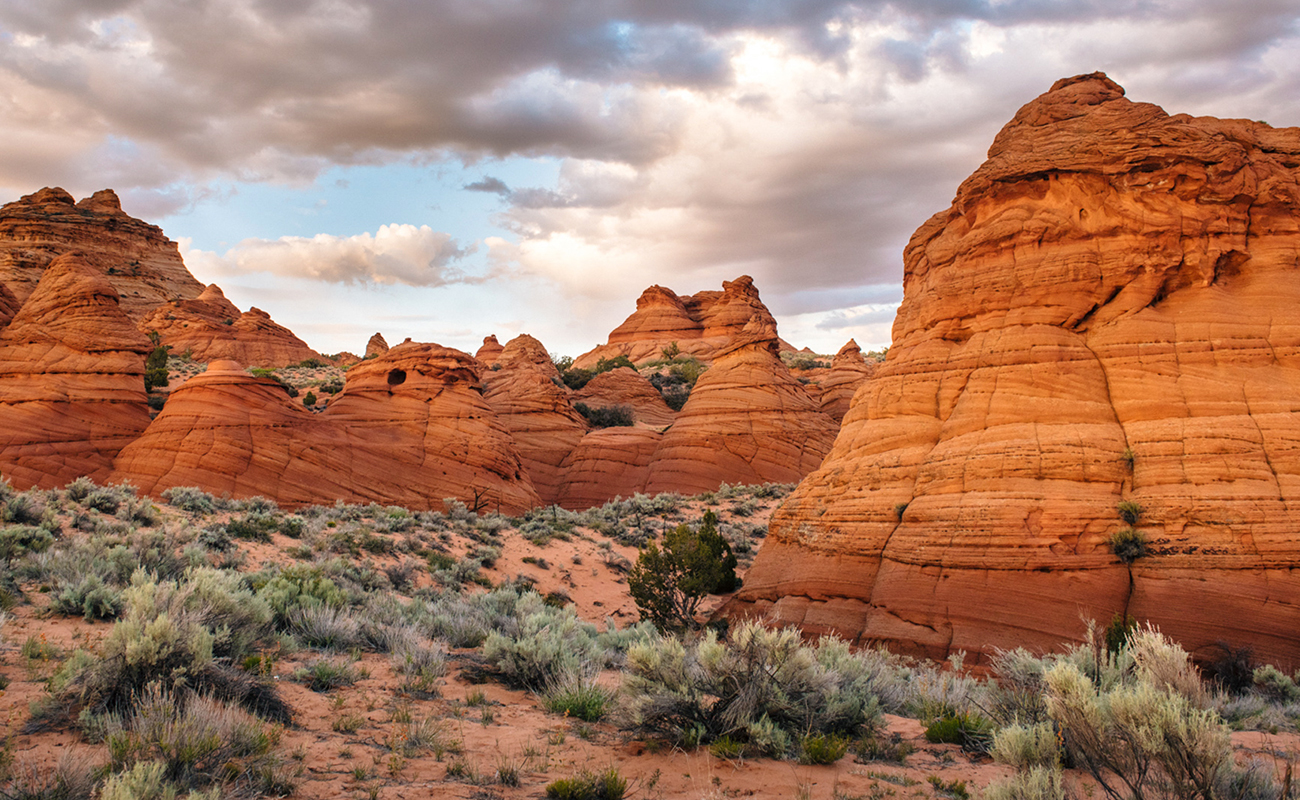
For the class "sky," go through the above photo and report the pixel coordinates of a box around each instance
[0,1,1298,359]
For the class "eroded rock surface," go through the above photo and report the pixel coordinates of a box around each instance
[0,254,152,488]
[571,367,676,427]
[575,275,785,367]
[732,73,1300,669]
[483,335,589,505]
[110,345,541,513]
[817,340,876,423]
[365,332,389,359]
[0,188,204,321]
[645,318,838,496]
[140,284,322,367]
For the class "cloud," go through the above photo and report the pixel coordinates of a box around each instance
[464,176,510,195]
[182,224,477,287]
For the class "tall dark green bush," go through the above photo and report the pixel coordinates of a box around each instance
[628,510,737,633]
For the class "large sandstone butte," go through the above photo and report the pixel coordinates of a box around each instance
[110,345,541,513]
[574,275,790,367]
[0,188,204,321]
[0,254,153,488]
[732,73,1300,669]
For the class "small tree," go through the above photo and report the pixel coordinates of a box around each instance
[628,511,737,633]
[144,330,170,391]
[303,391,317,407]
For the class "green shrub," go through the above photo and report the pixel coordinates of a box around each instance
[294,658,359,692]
[627,510,736,633]
[290,605,362,651]
[303,391,317,407]
[622,622,886,757]
[38,569,285,725]
[104,686,285,797]
[0,525,53,563]
[545,767,627,800]
[799,732,848,764]
[161,486,217,515]
[543,678,612,722]
[225,513,278,542]
[51,572,122,620]
[923,711,993,752]
[1116,500,1143,525]
[982,767,1066,800]
[481,595,606,691]
[990,722,1059,770]
[574,402,634,428]
[1109,528,1147,563]
[1252,664,1300,703]
[254,564,345,625]
[1,492,44,525]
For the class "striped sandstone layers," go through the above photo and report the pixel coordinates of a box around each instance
[109,344,541,513]
[731,73,1300,669]
[0,254,152,488]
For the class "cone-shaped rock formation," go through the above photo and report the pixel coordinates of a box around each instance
[0,254,153,488]
[140,284,323,367]
[817,340,876,423]
[731,73,1300,668]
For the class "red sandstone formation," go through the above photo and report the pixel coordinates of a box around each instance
[0,282,19,329]
[140,284,323,367]
[571,367,676,427]
[732,73,1300,669]
[475,335,504,366]
[110,345,540,513]
[365,332,389,358]
[557,427,664,509]
[0,254,153,488]
[574,275,784,367]
[644,317,838,496]
[483,335,588,505]
[0,188,204,320]
[817,340,876,423]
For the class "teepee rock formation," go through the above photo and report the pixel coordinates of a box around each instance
[140,284,323,367]
[365,332,389,358]
[574,275,786,367]
[0,254,153,488]
[817,340,876,423]
[730,73,1300,668]
[475,335,504,366]
[645,317,838,495]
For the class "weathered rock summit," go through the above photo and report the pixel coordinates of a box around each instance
[732,73,1300,669]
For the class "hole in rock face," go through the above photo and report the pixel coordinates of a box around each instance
[387,369,406,386]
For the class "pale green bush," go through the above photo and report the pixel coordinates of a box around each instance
[621,622,886,757]
[982,766,1066,800]
[990,722,1058,770]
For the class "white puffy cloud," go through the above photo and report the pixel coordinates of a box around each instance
[182,224,476,287]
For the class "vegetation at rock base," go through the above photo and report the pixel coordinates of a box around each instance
[627,509,736,633]
[0,477,1296,798]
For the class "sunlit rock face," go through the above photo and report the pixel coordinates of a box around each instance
[140,284,324,367]
[0,188,204,322]
[574,275,789,367]
[730,73,1300,670]
[0,254,153,488]
[110,343,542,514]
[645,317,839,496]
[817,339,876,424]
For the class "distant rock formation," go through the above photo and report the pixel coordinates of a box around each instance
[110,345,541,513]
[817,340,876,423]
[644,317,838,495]
[365,332,389,358]
[483,335,589,506]
[0,188,204,321]
[140,284,323,367]
[574,275,791,367]
[731,73,1300,668]
[475,334,504,366]
[0,254,152,488]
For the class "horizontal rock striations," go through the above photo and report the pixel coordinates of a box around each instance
[140,284,323,367]
[109,345,541,513]
[0,188,204,321]
[574,275,785,367]
[731,73,1300,669]
[0,254,153,488]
